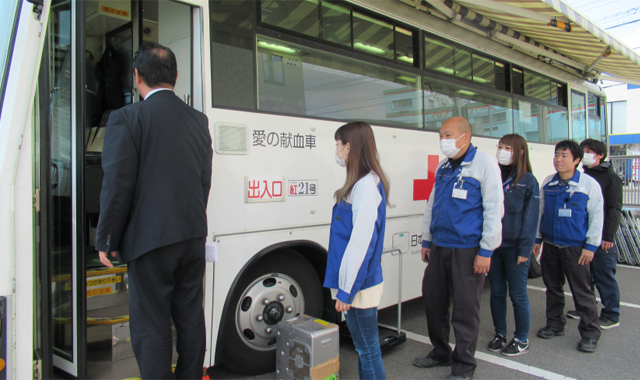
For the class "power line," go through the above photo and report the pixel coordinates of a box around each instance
[606,18,640,30]
[583,0,621,12]
[598,6,640,24]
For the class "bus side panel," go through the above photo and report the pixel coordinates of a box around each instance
[210,228,331,366]
[206,109,446,235]
[204,108,557,365]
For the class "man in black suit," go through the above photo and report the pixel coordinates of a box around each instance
[96,43,212,379]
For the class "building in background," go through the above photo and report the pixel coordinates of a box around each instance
[605,83,640,155]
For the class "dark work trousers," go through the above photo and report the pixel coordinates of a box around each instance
[540,244,601,341]
[422,245,485,378]
[127,237,206,379]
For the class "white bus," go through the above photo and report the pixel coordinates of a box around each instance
[2,0,635,378]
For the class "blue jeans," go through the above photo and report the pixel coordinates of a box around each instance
[488,246,531,342]
[344,307,385,380]
[591,244,621,322]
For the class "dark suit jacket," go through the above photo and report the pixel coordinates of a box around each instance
[96,90,212,263]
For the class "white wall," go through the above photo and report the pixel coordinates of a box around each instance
[604,83,640,134]
[628,87,640,134]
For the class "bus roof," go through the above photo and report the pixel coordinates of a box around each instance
[400,0,640,85]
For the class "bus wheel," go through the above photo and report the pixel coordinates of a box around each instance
[221,248,323,374]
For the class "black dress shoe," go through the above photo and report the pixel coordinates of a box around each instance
[413,356,452,368]
[577,337,597,353]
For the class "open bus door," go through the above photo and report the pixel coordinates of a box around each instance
[35,1,204,378]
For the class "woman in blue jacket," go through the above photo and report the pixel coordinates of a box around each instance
[487,134,540,356]
[324,121,390,380]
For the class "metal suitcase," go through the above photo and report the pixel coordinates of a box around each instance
[276,315,339,380]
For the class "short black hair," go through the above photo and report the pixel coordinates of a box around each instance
[132,42,177,87]
[555,140,583,168]
[580,138,607,161]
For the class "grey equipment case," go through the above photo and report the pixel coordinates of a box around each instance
[276,314,339,380]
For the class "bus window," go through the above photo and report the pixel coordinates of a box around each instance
[571,90,587,142]
[0,0,20,117]
[423,76,513,138]
[210,0,255,109]
[588,92,604,141]
[513,99,569,143]
[256,36,422,129]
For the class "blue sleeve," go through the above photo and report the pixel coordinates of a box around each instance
[517,175,540,259]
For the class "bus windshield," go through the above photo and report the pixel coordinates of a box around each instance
[0,0,20,116]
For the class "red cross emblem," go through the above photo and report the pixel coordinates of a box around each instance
[413,155,440,201]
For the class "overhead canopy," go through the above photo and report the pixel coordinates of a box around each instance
[410,0,640,84]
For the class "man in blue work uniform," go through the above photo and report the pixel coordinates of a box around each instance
[534,140,604,353]
[413,117,504,380]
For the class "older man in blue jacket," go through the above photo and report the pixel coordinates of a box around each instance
[413,117,503,380]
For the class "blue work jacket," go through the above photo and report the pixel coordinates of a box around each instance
[536,170,604,252]
[324,180,386,304]
[422,145,504,257]
[500,171,540,259]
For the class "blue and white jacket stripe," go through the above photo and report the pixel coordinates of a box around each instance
[535,170,603,252]
[324,173,386,304]
[421,145,504,257]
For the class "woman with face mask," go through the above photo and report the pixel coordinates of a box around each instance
[487,134,540,357]
[324,121,390,380]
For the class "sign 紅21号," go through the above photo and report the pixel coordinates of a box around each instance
[288,180,318,197]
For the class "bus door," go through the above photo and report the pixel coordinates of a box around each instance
[38,0,203,378]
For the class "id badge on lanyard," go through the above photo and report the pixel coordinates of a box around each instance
[558,208,572,217]
[558,190,572,217]
[452,176,467,199]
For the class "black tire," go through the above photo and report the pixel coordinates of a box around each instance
[220,248,323,375]
[528,253,542,278]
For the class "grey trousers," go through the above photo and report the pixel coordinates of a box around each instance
[422,245,485,378]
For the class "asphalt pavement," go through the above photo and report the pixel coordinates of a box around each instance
[209,264,640,380]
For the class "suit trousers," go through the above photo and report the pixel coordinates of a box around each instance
[540,244,601,341]
[127,237,206,379]
[422,245,485,378]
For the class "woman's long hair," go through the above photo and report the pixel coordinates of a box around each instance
[334,122,390,205]
[498,133,532,184]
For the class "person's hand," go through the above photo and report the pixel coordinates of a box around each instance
[517,256,529,265]
[578,249,595,266]
[601,241,614,251]
[533,244,541,256]
[421,247,431,263]
[474,255,491,274]
[99,251,116,268]
[335,299,351,313]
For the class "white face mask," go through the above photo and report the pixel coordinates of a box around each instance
[335,145,347,167]
[582,153,596,167]
[496,149,513,165]
[440,134,466,158]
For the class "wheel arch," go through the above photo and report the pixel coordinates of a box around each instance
[213,239,328,366]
